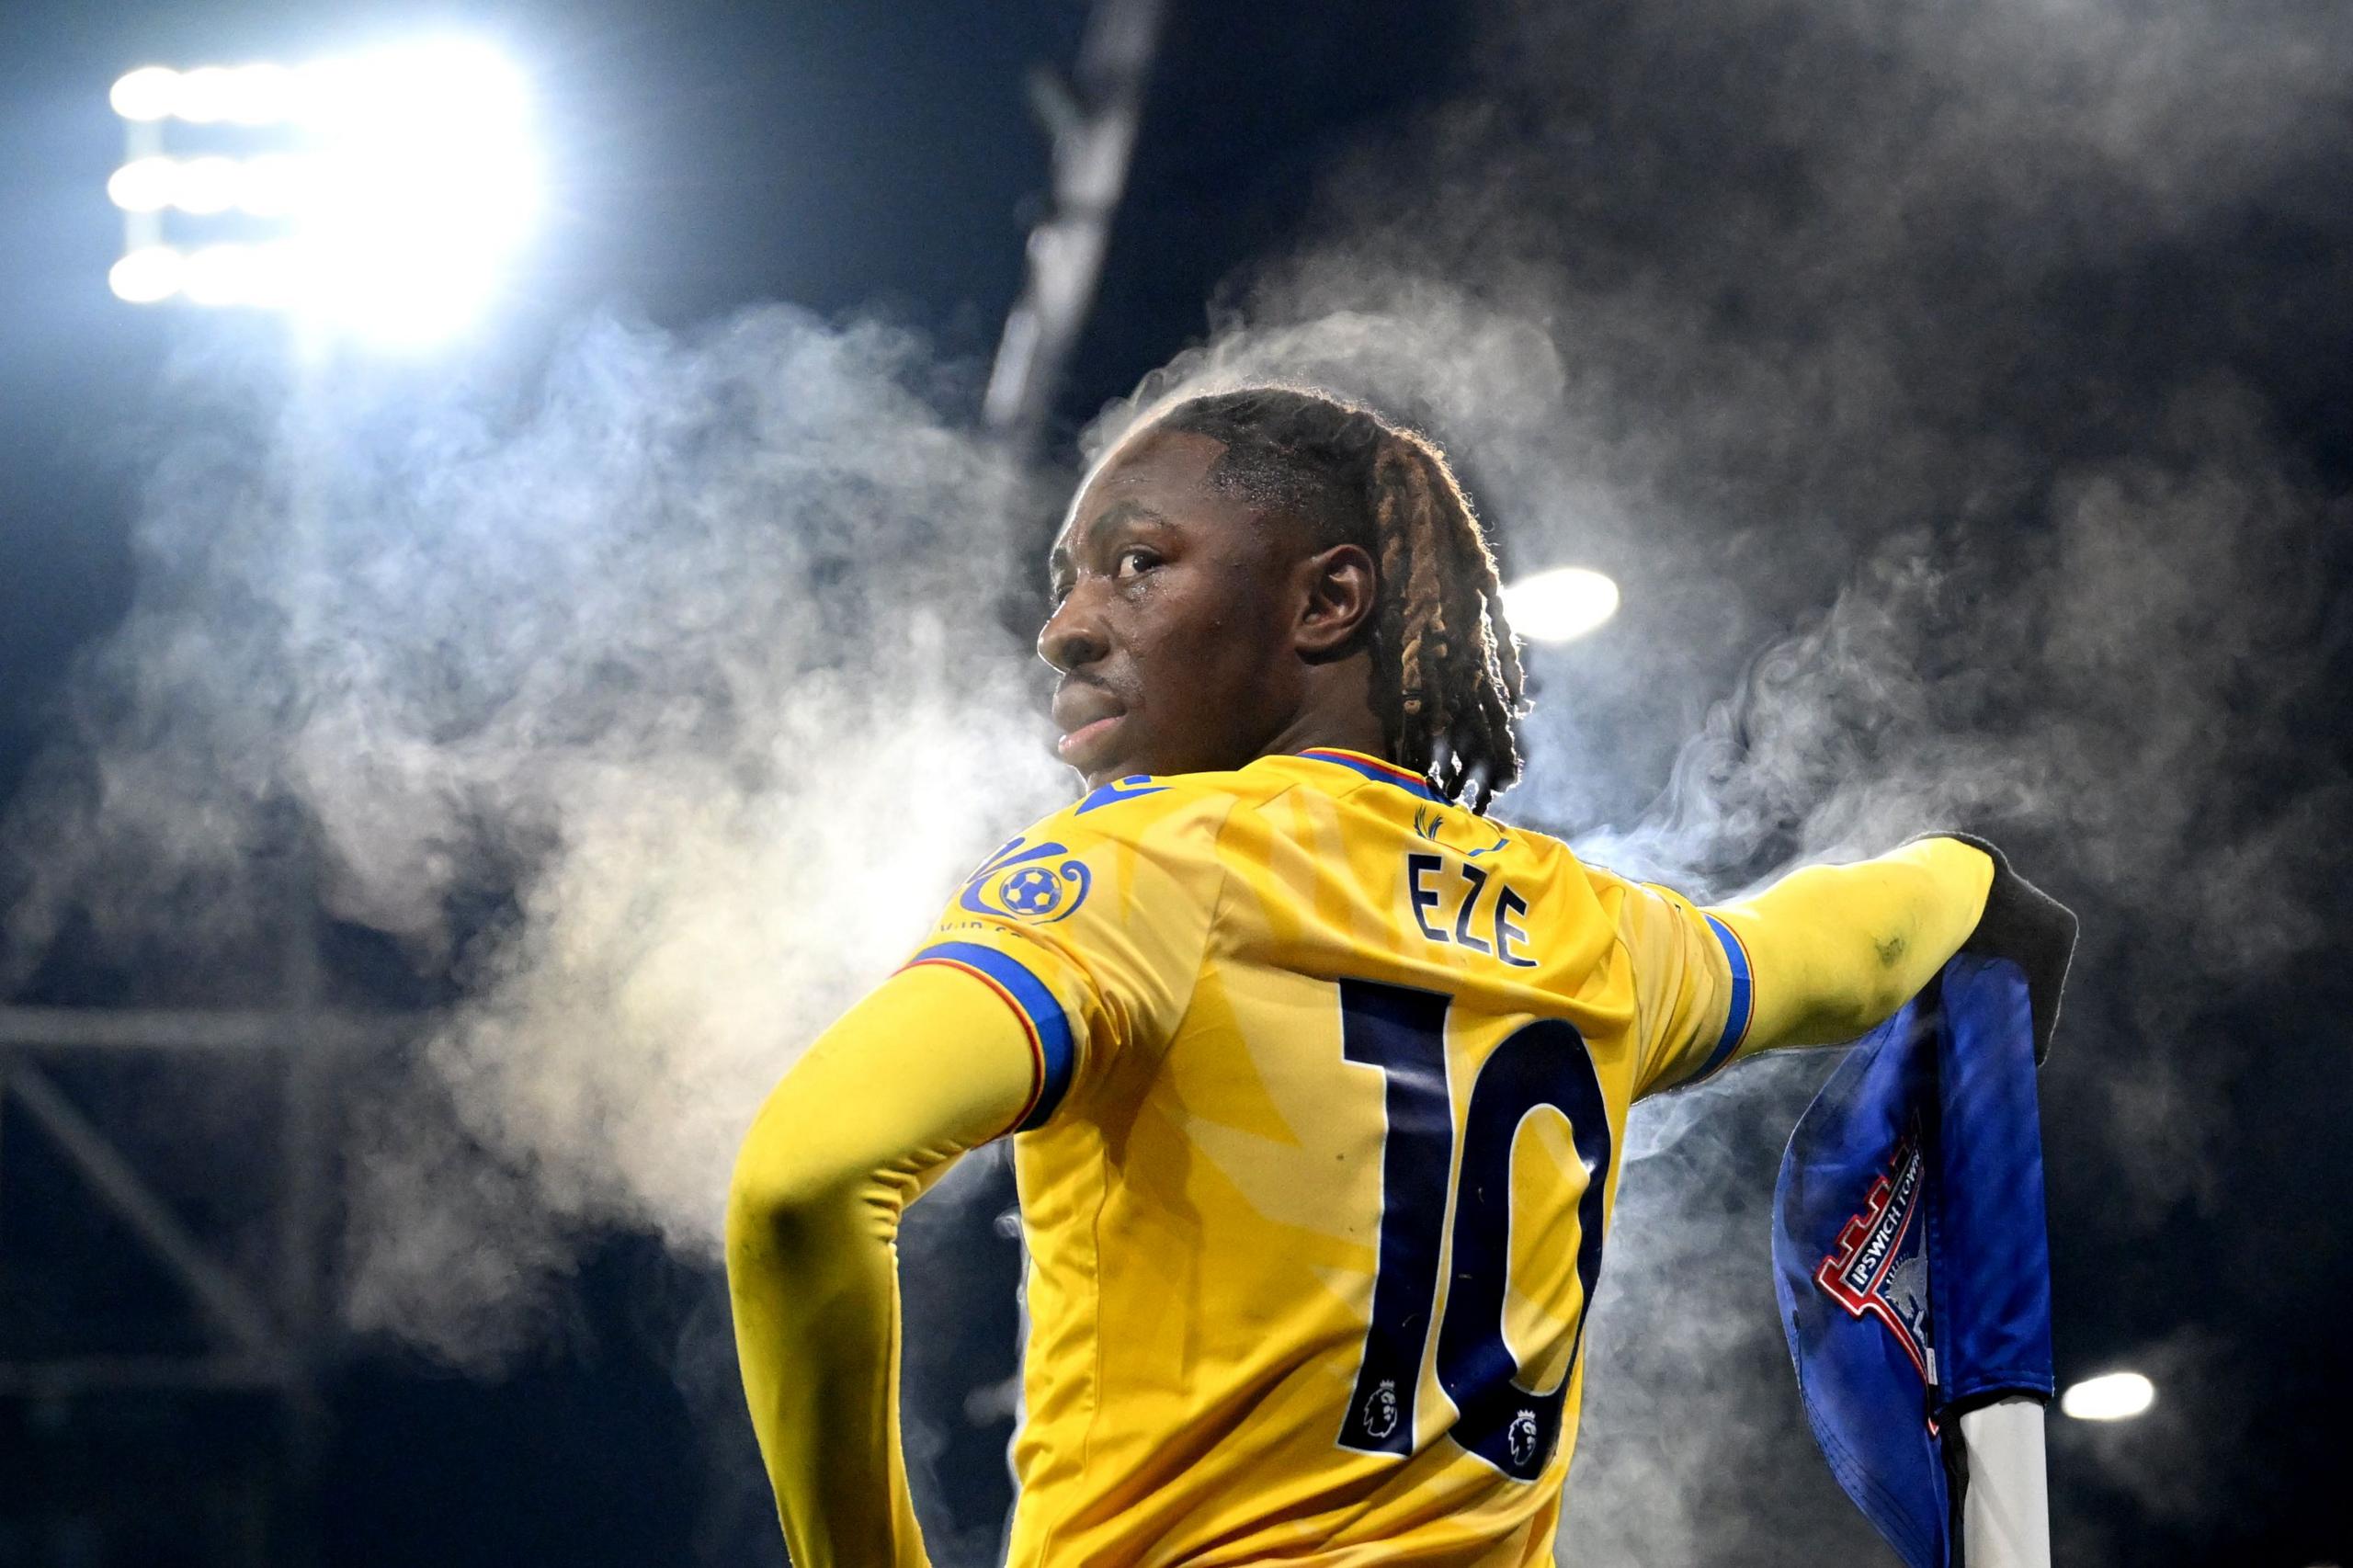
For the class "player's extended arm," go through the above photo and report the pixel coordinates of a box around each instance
[1708,835,1996,1051]
[724,962,1041,1568]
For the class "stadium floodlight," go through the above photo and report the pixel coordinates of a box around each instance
[1501,565,1621,644]
[108,246,185,303]
[2058,1370,2154,1421]
[105,40,540,347]
[172,155,242,214]
[180,244,257,308]
[234,153,310,218]
[105,156,177,212]
[108,66,178,121]
[107,153,322,218]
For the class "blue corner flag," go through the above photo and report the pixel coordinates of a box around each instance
[1771,955,2056,1568]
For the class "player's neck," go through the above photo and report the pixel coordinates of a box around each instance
[1252,664,1393,771]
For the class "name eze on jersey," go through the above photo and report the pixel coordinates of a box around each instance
[1404,852,1538,968]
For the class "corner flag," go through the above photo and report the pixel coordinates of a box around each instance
[1771,954,2056,1568]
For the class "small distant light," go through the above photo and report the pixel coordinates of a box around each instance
[1502,566,1621,644]
[2060,1370,2154,1421]
[221,62,296,124]
[108,154,322,217]
[170,64,239,123]
[289,58,359,128]
[181,244,257,307]
[173,155,243,215]
[113,62,298,125]
[108,245,185,303]
[222,241,305,308]
[109,66,179,121]
[233,153,313,218]
[291,40,527,132]
[107,156,178,212]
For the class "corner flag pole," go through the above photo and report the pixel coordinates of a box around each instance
[1958,1397,2051,1568]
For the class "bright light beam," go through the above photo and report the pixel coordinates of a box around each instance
[1501,565,1621,644]
[2059,1370,2154,1421]
[106,40,541,347]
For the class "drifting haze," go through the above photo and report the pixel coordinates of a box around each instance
[5,0,2349,1561]
[3,310,1068,1369]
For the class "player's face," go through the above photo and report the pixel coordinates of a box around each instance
[1040,428,1311,789]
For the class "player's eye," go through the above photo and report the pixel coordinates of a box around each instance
[1113,547,1159,581]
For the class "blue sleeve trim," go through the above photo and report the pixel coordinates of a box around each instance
[1298,748,1445,802]
[1074,774,1169,813]
[911,941,1076,1130]
[1688,914,1755,1085]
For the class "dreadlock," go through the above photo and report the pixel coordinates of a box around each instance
[1137,386,1529,812]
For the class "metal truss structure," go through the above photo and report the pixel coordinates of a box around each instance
[984,0,1165,448]
[0,1001,407,1567]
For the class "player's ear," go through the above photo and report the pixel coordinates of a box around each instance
[1294,541,1377,659]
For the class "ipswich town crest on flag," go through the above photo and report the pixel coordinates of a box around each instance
[1815,1124,1936,1393]
[1771,955,2055,1568]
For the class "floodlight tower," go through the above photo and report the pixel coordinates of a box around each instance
[984,0,1166,450]
[6,40,537,1568]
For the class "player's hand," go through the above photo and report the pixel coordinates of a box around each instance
[1920,833,2076,1063]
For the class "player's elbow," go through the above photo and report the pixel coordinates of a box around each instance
[1849,983,1916,1041]
[1763,960,1924,1049]
[726,1165,850,1291]
[1850,949,1928,1030]
[726,1111,861,1264]
[725,1153,795,1271]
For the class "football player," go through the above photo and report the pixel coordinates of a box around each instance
[726,387,2069,1566]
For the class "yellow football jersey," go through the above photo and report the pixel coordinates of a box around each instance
[907,747,1754,1567]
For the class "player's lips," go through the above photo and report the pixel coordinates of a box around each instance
[1055,713,1123,761]
[1051,685,1129,766]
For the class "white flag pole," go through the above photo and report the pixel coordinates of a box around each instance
[1958,1396,2052,1568]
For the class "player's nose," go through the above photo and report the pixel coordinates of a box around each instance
[1037,582,1111,673]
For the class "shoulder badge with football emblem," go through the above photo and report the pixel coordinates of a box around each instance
[959,835,1093,925]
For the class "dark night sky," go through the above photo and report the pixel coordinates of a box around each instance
[3,3,2349,1566]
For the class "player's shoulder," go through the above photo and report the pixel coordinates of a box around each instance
[949,773,1248,930]
[1478,814,1620,915]
[982,770,1257,888]
[1422,811,1653,926]
[1563,842,1710,937]
[1021,768,1259,840]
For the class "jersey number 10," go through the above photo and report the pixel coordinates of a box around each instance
[1335,979,1612,1482]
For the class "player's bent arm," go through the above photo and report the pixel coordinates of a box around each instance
[724,961,1041,1568]
[1709,835,1995,1051]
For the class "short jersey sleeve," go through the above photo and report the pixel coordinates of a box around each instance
[1592,869,1756,1099]
[904,781,1228,1131]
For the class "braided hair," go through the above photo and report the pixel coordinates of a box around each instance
[1131,386,1528,812]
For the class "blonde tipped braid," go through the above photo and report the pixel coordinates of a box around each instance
[1371,428,1525,808]
[1376,437,1458,769]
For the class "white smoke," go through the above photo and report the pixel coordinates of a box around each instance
[4,307,1067,1374]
